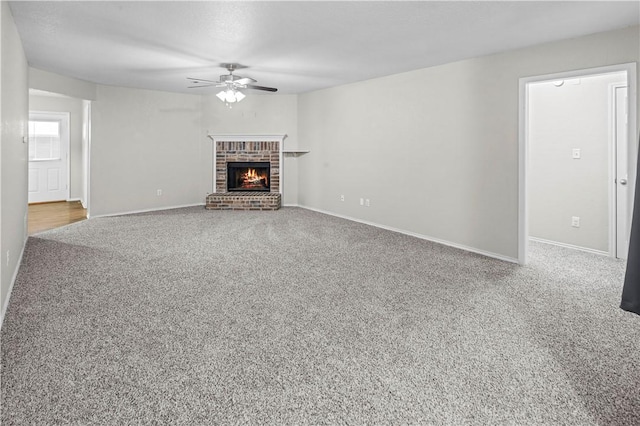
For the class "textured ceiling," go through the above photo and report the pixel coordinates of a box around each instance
[9,1,640,95]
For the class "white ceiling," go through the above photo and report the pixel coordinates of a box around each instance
[9,1,640,96]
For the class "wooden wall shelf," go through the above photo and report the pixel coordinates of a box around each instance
[283,150,310,157]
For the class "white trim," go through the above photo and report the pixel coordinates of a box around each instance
[67,197,81,202]
[0,241,27,330]
[529,237,609,257]
[608,82,617,258]
[518,62,637,265]
[88,203,205,219]
[279,138,284,200]
[207,134,287,142]
[518,76,528,265]
[83,100,92,217]
[297,205,518,264]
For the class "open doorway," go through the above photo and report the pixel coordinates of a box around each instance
[27,89,91,234]
[519,63,637,264]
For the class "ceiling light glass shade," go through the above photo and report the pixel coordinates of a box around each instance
[216,88,245,104]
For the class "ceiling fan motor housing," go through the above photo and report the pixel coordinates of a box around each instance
[220,74,241,83]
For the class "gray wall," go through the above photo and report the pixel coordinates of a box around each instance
[89,86,300,217]
[90,85,203,217]
[528,72,627,252]
[29,94,85,203]
[1,2,29,324]
[297,25,640,261]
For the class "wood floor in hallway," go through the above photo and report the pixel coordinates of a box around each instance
[28,201,87,235]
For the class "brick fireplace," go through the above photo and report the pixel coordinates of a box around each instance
[206,135,286,210]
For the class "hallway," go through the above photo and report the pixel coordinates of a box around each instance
[28,201,87,235]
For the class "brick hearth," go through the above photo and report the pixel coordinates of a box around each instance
[205,192,281,211]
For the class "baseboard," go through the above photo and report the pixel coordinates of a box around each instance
[89,203,206,219]
[67,198,81,202]
[297,205,518,264]
[283,203,300,207]
[1,240,27,331]
[528,236,610,256]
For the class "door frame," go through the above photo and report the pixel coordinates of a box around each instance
[518,62,637,265]
[28,110,71,204]
[609,83,629,258]
[82,100,92,217]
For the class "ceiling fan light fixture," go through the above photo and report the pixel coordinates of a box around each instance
[190,64,277,105]
[216,88,245,105]
[225,89,237,103]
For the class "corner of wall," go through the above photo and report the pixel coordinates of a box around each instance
[29,67,97,101]
[0,0,29,329]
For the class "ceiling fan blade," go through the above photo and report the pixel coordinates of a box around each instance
[235,77,257,85]
[246,84,278,92]
[187,77,219,84]
[188,84,216,89]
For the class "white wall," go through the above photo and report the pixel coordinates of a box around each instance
[29,68,97,101]
[29,94,85,202]
[200,94,299,205]
[528,72,627,252]
[1,2,29,324]
[90,85,203,217]
[297,25,640,261]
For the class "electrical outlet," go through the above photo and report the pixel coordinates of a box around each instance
[157,189,162,196]
[572,216,580,228]
[340,195,345,202]
[360,198,364,206]
[572,148,581,159]
[365,199,370,207]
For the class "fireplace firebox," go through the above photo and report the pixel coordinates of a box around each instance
[227,162,270,192]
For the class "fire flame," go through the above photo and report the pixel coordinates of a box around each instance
[241,168,268,187]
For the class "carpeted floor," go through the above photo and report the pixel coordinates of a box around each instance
[1,207,638,424]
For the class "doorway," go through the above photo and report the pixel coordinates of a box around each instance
[28,89,92,232]
[519,63,637,264]
[28,111,70,203]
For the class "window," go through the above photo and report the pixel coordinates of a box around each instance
[28,120,61,161]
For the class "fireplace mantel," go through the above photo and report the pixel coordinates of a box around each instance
[208,134,287,143]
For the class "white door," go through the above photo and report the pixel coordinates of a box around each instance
[615,86,629,259]
[615,87,631,259]
[28,112,69,203]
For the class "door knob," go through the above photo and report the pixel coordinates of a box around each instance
[620,178,628,185]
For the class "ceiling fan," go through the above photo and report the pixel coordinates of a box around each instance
[187,64,277,104]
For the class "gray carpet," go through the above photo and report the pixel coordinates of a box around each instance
[1,207,638,425]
